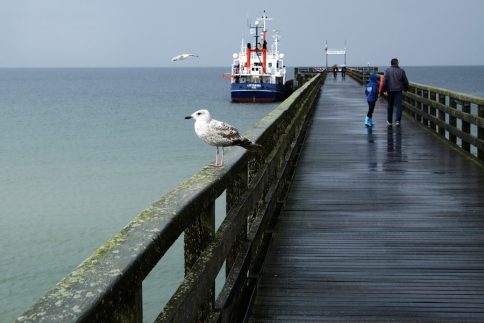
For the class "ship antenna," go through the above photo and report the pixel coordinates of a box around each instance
[263,10,267,32]
[273,29,280,55]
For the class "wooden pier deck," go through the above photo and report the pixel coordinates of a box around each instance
[249,76,484,322]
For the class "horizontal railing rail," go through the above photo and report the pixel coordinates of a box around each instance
[347,67,379,84]
[294,67,327,89]
[349,68,484,164]
[403,82,484,161]
[16,72,325,323]
[295,67,327,74]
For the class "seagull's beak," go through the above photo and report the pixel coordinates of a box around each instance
[185,115,193,120]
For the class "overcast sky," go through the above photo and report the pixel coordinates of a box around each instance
[1,0,483,68]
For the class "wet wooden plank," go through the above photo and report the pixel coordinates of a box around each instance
[248,77,484,322]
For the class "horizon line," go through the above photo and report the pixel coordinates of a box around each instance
[1,64,484,69]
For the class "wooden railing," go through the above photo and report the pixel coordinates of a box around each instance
[294,67,327,88]
[16,73,325,323]
[347,67,379,84]
[403,83,484,162]
[349,68,484,164]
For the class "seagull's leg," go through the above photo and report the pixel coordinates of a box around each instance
[220,147,224,166]
[211,147,223,167]
[212,147,219,166]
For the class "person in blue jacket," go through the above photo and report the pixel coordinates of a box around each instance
[364,73,379,127]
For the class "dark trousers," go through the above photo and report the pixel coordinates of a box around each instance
[387,91,403,123]
[367,100,376,118]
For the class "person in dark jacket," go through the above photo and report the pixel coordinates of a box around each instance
[332,65,338,79]
[364,73,379,127]
[382,58,409,126]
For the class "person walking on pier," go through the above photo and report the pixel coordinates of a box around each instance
[364,73,379,127]
[382,58,409,126]
[341,64,347,80]
[332,65,338,79]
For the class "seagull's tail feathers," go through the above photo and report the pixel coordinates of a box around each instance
[235,139,264,152]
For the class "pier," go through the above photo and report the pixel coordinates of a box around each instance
[17,69,484,322]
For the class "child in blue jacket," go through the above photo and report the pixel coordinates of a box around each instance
[364,73,379,127]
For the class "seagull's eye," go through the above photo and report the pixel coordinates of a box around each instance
[197,112,202,115]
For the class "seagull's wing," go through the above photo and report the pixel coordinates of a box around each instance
[209,119,262,151]
[211,120,244,142]
[172,54,199,62]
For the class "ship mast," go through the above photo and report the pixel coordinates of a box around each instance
[262,11,267,46]
[259,11,271,74]
[246,11,272,75]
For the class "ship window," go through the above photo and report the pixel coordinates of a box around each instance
[269,63,272,68]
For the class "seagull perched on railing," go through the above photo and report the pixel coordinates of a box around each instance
[185,109,262,167]
[171,53,199,62]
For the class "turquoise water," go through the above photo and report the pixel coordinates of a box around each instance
[0,68,277,322]
[1,66,483,322]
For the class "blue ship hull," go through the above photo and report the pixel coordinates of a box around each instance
[231,83,286,103]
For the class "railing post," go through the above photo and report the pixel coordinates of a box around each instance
[226,165,248,276]
[185,204,216,272]
[416,88,423,123]
[449,97,458,144]
[422,89,429,127]
[438,94,446,138]
[119,283,143,323]
[409,87,420,121]
[478,104,484,162]
[429,91,437,131]
[461,101,471,152]
[184,202,215,320]
[87,282,143,322]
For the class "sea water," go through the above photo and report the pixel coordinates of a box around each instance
[1,66,483,322]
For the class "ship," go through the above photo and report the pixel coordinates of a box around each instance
[229,12,291,103]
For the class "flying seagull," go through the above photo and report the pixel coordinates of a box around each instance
[185,109,262,167]
[171,53,199,62]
